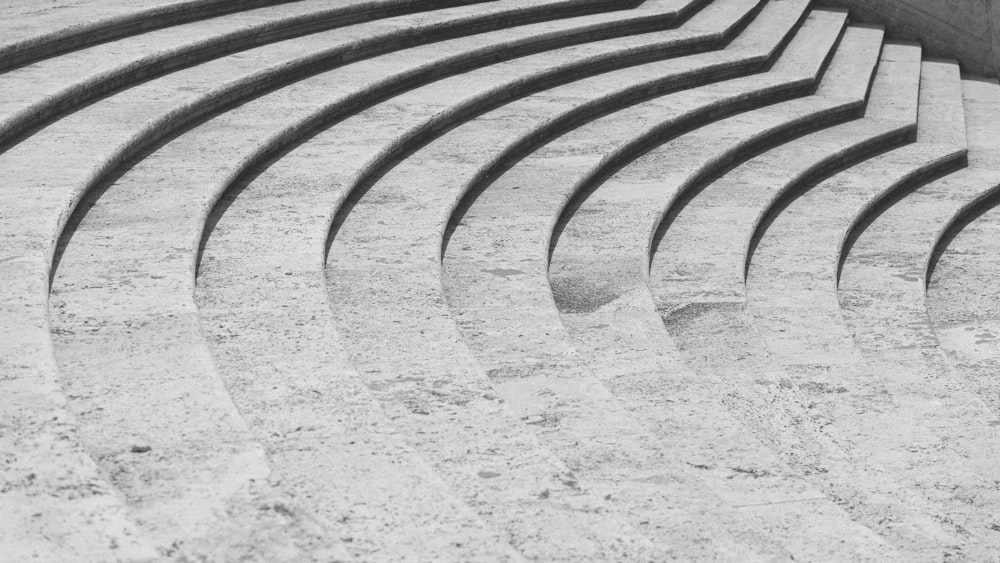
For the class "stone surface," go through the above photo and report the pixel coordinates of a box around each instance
[4,0,1000,559]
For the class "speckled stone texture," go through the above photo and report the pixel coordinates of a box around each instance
[5,0,1000,560]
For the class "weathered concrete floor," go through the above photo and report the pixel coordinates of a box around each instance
[3,0,1000,560]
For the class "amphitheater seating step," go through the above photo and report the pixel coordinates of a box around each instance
[926,78,1000,420]
[743,59,1000,555]
[44,1,732,558]
[442,9,901,560]
[3,0,1000,559]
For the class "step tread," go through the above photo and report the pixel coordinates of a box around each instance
[443,10,901,560]
[924,79,1000,423]
[836,166,1000,554]
[46,0,725,559]
[8,0,682,558]
[926,192,1000,419]
[0,0,329,71]
[640,41,978,555]
[861,41,921,122]
[0,0,402,143]
[0,0,703,148]
[740,61,1000,553]
[0,374,159,562]
[0,0,275,46]
[4,0,1000,558]
[321,1,765,558]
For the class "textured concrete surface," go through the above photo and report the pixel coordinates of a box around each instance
[5,0,1000,560]
[444,11,899,561]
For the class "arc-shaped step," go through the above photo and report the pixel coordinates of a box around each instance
[318,1,828,560]
[310,3,788,560]
[836,169,1000,554]
[925,78,1000,419]
[838,83,1000,378]
[834,74,1000,556]
[8,0,1000,558]
[550,31,962,555]
[45,0,735,559]
[16,1,667,558]
[644,43,994,557]
[77,0,732,559]
[0,370,157,558]
[443,9,903,560]
[441,5,833,560]
[743,59,1000,555]
[0,0,503,151]
[0,0,307,72]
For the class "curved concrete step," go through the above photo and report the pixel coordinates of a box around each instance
[0,382,158,561]
[551,25,968,556]
[743,59,1000,555]
[926,78,1000,419]
[42,0,719,559]
[535,17,921,561]
[46,1,732,560]
[833,75,1000,555]
[11,0,664,559]
[0,0,498,151]
[548,30,956,556]
[319,2,773,559]
[0,0,308,72]
[837,166,1000,558]
[630,44,974,556]
[6,0,1000,559]
[442,9,902,561]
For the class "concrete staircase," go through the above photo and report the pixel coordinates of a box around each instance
[3,0,1000,560]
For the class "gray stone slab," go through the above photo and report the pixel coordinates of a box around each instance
[5,1,709,557]
[0,0,301,67]
[9,0,1000,558]
[0,0,418,144]
[447,13,906,560]
[0,0,703,148]
[922,78,1000,434]
[742,59,1000,550]
[641,42,986,556]
[322,3,788,557]
[838,166,1000,555]
[546,24,965,557]
[915,59,966,146]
